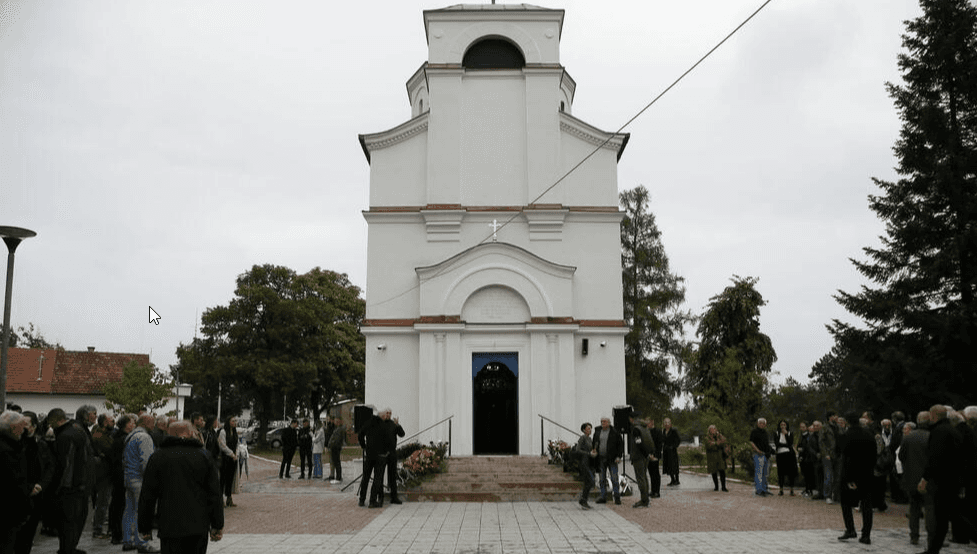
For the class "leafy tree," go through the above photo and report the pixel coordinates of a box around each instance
[684,276,777,429]
[823,0,977,412]
[178,265,365,443]
[620,185,696,416]
[103,360,173,414]
[2,322,61,349]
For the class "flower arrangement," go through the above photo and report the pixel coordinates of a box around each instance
[400,441,448,485]
[547,439,578,472]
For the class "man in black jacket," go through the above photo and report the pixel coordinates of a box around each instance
[279,420,298,479]
[592,417,623,505]
[628,413,655,508]
[297,419,312,479]
[358,410,390,508]
[0,410,30,554]
[381,410,406,505]
[646,419,664,498]
[838,414,876,545]
[918,405,965,554]
[138,421,223,554]
[49,407,95,554]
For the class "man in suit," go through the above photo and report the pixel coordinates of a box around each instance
[628,413,655,508]
[899,412,933,547]
[592,417,623,505]
[381,410,406,505]
[838,413,876,545]
[917,405,965,554]
[358,409,391,508]
[279,420,298,479]
[646,419,664,498]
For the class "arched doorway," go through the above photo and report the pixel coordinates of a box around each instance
[472,353,518,454]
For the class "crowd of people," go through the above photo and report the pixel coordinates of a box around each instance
[0,405,235,554]
[747,405,976,553]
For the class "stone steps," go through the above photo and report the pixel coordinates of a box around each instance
[404,455,583,502]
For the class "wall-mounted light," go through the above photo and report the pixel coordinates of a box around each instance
[377,344,387,351]
[600,341,607,347]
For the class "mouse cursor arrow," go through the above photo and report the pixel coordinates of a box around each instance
[149,306,161,325]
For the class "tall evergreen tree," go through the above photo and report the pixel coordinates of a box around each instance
[620,185,695,416]
[820,0,977,411]
[685,276,776,427]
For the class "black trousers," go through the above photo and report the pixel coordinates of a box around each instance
[109,478,125,541]
[56,490,88,554]
[330,448,343,480]
[931,489,961,553]
[648,460,661,496]
[299,448,311,477]
[841,495,873,538]
[359,455,387,505]
[279,447,296,477]
[13,497,45,554]
[220,457,236,498]
[160,534,209,554]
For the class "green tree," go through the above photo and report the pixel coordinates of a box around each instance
[1,322,61,349]
[178,265,365,442]
[823,0,977,413]
[685,276,777,428]
[620,185,696,416]
[103,360,173,414]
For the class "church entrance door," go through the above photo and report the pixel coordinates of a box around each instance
[472,352,518,455]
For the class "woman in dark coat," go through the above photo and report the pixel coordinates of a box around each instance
[217,416,239,507]
[773,420,798,495]
[704,425,728,492]
[662,418,681,486]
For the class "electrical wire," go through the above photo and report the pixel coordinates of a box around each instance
[366,0,775,311]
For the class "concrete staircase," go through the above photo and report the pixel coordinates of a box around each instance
[404,455,581,502]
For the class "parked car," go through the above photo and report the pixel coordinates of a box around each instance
[266,426,286,449]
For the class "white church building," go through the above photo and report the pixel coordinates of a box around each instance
[360,4,628,456]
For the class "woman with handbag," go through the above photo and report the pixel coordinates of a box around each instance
[705,425,729,492]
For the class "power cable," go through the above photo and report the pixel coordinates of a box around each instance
[367,0,775,311]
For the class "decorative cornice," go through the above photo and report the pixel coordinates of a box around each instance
[363,205,620,214]
[559,112,629,161]
[358,113,429,162]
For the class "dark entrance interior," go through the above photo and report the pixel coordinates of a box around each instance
[472,353,518,455]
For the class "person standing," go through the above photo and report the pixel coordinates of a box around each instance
[821,411,840,504]
[900,413,933,547]
[311,421,325,479]
[749,418,772,496]
[662,418,681,486]
[838,414,876,545]
[646,419,663,498]
[123,414,158,553]
[0,411,30,554]
[217,416,239,507]
[328,417,346,483]
[90,413,115,540]
[628,413,655,508]
[576,422,596,509]
[278,420,298,479]
[108,414,136,546]
[14,411,55,554]
[862,411,891,513]
[797,422,816,497]
[49,407,96,554]
[917,404,965,554]
[705,424,728,492]
[382,410,406,504]
[773,420,798,496]
[592,417,623,505]
[297,419,313,479]
[138,421,224,554]
[358,410,389,508]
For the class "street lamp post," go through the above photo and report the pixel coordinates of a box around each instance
[0,226,37,411]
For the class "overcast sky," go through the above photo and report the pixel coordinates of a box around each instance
[0,0,922,393]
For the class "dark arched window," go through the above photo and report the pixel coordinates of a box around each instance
[462,38,525,69]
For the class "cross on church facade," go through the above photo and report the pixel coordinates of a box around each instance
[489,219,501,242]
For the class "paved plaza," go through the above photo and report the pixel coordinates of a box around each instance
[27,456,977,554]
